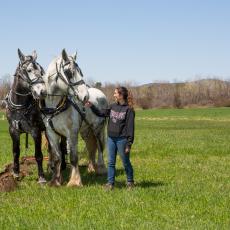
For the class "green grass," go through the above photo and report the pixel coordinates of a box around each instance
[0,108,229,229]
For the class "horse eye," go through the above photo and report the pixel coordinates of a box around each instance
[64,69,72,78]
[27,69,32,73]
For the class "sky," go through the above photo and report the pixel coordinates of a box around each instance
[0,0,230,85]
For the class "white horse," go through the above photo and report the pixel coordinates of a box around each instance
[40,49,89,187]
[78,87,107,175]
[47,86,108,176]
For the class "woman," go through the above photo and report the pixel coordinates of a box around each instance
[85,86,135,190]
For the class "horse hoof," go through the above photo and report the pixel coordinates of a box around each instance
[87,165,96,174]
[48,180,61,187]
[38,177,47,184]
[12,172,20,180]
[67,181,83,187]
[96,165,107,175]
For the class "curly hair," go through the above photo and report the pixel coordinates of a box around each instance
[116,86,134,109]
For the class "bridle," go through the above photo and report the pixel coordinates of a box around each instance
[18,59,45,91]
[7,59,45,109]
[40,58,88,136]
[48,58,86,99]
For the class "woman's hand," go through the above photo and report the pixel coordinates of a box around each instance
[125,146,130,154]
[85,101,92,107]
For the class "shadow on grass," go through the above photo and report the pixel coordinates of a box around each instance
[45,164,108,186]
[136,180,165,188]
[113,180,165,189]
[46,165,165,189]
[53,165,127,185]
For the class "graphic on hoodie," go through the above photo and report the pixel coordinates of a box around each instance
[110,110,126,123]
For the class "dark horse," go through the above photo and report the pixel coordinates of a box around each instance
[5,49,47,183]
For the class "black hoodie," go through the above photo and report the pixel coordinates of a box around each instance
[90,102,135,148]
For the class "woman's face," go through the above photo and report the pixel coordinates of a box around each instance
[114,89,123,102]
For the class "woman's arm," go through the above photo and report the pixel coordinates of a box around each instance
[89,103,111,117]
[126,108,135,149]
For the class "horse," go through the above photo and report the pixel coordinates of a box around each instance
[78,87,108,175]
[5,49,47,183]
[39,49,89,187]
[46,87,108,176]
[38,60,108,175]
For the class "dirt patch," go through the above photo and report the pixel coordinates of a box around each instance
[0,171,17,192]
[0,157,39,192]
[0,162,18,192]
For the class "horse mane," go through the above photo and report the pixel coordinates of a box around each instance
[46,56,61,76]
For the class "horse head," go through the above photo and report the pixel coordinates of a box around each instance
[16,49,46,99]
[46,49,89,104]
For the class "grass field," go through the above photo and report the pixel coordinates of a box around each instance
[0,108,229,229]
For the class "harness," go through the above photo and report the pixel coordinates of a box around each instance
[53,62,105,149]
[18,60,45,87]
[6,59,45,150]
[39,96,86,137]
[40,96,70,137]
[39,58,89,136]
[6,62,44,112]
[47,60,85,101]
[7,60,44,109]
[6,90,33,111]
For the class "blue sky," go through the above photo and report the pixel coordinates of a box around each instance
[0,0,229,84]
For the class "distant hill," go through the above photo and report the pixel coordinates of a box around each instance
[136,79,230,88]
[1,78,230,109]
[131,79,230,108]
[100,79,230,109]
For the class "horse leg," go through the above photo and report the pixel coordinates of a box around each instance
[96,129,107,175]
[46,132,54,173]
[43,131,54,173]
[9,127,20,178]
[67,134,82,187]
[81,129,97,173]
[31,129,46,183]
[87,136,97,174]
[46,130,62,187]
[60,136,67,170]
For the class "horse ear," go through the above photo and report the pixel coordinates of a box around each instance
[72,51,77,61]
[62,49,69,62]
[32,50,37,61]
[18,49,25,62]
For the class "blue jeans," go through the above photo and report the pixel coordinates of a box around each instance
[107,136,134,185]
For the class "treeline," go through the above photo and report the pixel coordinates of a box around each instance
[1,76,230,109]
[100,79,230,109]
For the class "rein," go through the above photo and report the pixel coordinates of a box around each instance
[7,57,45,153]
[47,60,85,101]
[11,90,31,97]
[7,90,32,110]
[6,65,43,110]
[39,58,88,137]
[17,68,45,89]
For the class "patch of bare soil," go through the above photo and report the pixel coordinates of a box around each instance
[0,157,38,192]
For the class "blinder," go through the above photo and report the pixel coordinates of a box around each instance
[18,60,45,88]
[55,60,85,88]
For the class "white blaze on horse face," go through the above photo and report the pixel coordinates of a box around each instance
[60,57,89,103]
[26,63,47,99]
[75,83,89,103]
[50,76,68,95]
[31,82,47,99]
